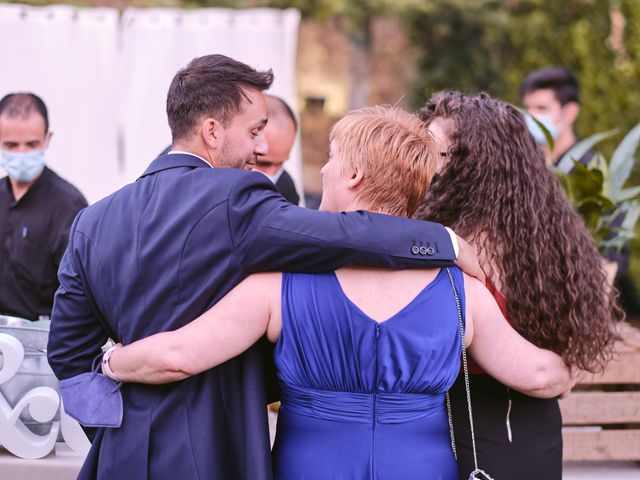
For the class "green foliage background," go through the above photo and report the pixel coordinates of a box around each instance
[406,0,640,139]
[405,0,640,314]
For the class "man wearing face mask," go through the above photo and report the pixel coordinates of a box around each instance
[0,92,87,321]
[521,66,594,167]
[522,68,629,291]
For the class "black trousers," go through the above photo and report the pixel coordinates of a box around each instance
[449,374,562,480]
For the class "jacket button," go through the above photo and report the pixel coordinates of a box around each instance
[411,246,420,255]
[426,247,435,256]
[419,246,428,255]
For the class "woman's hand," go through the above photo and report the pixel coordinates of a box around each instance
[455,235,486,284]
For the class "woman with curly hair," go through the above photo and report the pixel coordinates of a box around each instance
[416,91,620,480]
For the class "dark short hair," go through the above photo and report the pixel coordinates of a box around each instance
[520,66,579,105]
[167,54,274,142]
[266,95,298,133]
[0,93,49,133]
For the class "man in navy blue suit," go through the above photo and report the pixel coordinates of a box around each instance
[48,54,477,479]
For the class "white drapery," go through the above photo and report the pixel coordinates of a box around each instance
[0,5,120,203]
[0,5,301,203]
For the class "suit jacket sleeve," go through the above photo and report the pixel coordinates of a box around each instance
[47,212,112,382]
[228,172,456,273]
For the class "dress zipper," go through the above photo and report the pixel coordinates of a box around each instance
[372,322,381,477]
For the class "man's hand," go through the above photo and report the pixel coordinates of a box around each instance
[454,235,485,283]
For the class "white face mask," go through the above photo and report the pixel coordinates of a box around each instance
[525,114,560,145]
[1,150,46,182]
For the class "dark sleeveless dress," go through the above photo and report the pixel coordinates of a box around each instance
[272,268,465,479]
[449,280,563,480]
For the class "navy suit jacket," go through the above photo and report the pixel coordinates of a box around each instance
[48,153,455,480]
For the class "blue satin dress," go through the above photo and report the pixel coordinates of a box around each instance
[272,268,465,479]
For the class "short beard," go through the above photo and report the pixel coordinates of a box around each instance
[218,141,255,170]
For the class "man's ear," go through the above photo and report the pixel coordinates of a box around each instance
[44,131,53,149]
[563,101,580,126]
[201,118,224,150]
[347,167,364,190]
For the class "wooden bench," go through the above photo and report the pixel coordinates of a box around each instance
[560,322,640,461]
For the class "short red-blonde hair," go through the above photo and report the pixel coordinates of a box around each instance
[330,105,436,217]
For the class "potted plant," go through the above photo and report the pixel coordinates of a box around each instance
[553,124,640,256]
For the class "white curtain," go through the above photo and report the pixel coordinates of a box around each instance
[0,5,301,204]
[0,4,120,203]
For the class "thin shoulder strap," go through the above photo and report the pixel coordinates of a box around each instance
[445,267,494,480]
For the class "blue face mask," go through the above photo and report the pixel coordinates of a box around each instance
[1,150,46,182]
[59,373,123,428]
[59,355,123,428]
[525,114,559,145]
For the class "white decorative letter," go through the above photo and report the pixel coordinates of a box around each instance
[0,333,60,459]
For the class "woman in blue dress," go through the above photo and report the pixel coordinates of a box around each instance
[104,106,573,479]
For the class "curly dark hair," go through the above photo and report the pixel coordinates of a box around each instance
[416,91,619,372]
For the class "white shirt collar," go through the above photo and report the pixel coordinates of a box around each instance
[269,167,285,184]
[167,150,212,168]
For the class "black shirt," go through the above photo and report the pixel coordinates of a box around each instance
[555,141,595,169]
[0,167,87,320]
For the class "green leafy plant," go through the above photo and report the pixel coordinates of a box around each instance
[554,124,640,254]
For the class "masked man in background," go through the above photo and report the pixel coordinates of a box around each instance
[521,66,593,167]
[0,92,87,320]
